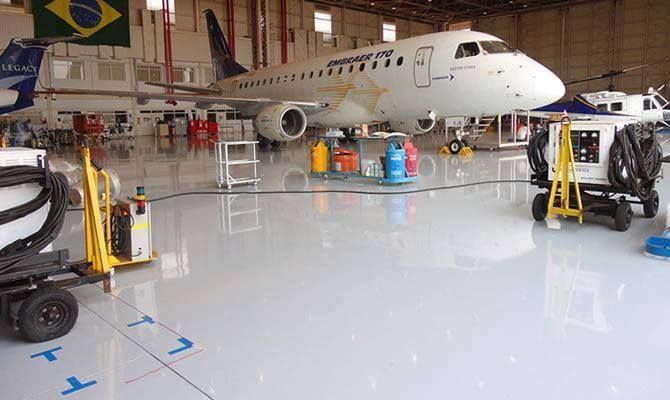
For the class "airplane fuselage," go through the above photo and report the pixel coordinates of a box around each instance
[214,31,565,128]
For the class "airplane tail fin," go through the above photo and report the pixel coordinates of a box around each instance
[0,36,80,114]
[203,9,248,80]
[0,39,48,114]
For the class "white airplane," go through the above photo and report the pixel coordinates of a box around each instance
[39,10,565,143]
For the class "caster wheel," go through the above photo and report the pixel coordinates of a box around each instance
[614,201,633,232]
[227,185,232,190]
[447,139,462,155]
[18,288,78,342]
[643,190,659,218]
[532,193,549,221]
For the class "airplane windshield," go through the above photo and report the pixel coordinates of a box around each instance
[455,42,480,59]
[479,41,514,54]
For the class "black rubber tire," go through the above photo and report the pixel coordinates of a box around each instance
[18,288,79,342]
[643,190,659,218]
[532,193,548,221]
[614,201,633,232]
[257,135,270,150]
[270,140,281,151]
[448,139,462,154]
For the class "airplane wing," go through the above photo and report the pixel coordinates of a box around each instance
[38,88,326,115]
[143,81,221,94]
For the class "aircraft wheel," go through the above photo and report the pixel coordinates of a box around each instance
[447,139,462,154]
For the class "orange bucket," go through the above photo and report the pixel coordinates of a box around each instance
[333,150,359,172]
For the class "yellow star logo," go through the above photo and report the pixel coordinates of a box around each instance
[45,0,121,37]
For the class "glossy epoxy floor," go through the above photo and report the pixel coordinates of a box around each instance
[2,134,670,399]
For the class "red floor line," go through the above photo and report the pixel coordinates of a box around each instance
[125,347,205,384]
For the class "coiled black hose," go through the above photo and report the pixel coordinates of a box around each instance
[608,123,662,201]
[527,124,549,178]
[0,166,70,274]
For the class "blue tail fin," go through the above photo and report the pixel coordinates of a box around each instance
[203,9,248,80]
[0,38,48,115]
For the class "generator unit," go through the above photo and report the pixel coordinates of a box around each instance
[111,200,154,264]
[547,120,637,186]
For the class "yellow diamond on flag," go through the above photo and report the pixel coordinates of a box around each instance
[45,0,121,37]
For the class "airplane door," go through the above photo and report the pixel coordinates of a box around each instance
[414,47,433,88]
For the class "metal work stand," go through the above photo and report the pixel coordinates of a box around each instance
[214,140,261,190]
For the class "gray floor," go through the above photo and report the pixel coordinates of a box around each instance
[2,134,670,399]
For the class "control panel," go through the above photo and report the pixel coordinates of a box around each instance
[571,129,600,164]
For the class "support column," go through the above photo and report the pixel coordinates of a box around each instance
[227,0,236,57]
[280,0,288,64]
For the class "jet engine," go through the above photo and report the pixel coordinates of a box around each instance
[389,117,436,135]
[254,104,307,141]
[0,89,18,107]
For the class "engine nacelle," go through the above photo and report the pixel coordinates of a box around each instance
[254,104,307,141]
[0,89,18,107]
[389,118,436,135]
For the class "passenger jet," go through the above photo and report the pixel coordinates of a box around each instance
[1,10,565,142]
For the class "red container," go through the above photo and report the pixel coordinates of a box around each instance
[333,149,359,172]
[404,140,418,177]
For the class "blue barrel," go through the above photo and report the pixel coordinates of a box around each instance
[385,140,406,180]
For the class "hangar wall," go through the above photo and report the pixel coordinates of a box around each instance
[0,0,433,131]
[472,0,670,98]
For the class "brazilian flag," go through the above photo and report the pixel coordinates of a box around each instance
[33,0,130,47]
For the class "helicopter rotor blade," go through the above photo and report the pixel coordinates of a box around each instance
[564,63,649,86]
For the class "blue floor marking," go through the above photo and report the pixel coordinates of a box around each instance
[61,376,97,396]
[30,346,63,362]
[168,337,194,355]
[127,315,155,327]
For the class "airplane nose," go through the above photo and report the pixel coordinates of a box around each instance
[535,68,565,105]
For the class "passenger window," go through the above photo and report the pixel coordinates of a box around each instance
[372,61,377,69]
[291,74,295,81]
[257,80,260,86]
[360,63,365,71]
[239,83,243,89]
[263,79,266,85]
[244,82,248,88]
[270,78,273,84]
[397,57,404,66]
[385,59,391,68]
[250,81,254,87]
[455,42,480,59]
[611,102,623,112]
[301,72,304,80]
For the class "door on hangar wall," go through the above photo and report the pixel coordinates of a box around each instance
[414,47,433,88]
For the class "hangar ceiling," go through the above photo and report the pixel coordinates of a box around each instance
[313,0,595,24]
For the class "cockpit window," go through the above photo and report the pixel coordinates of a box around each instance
[479,40,514,54]
[455,42,480,59]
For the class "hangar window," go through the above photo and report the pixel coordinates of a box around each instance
[385,59,391,68]
[455,42,480,59]
[173,66,195,83]
[53,60,84,80]
[137,64,161,82]
[319,70,323,77]
[327,68,332,76]
[383,20,396,42]
[301,72,305,80]
[479,41,514,54]
[309,71,314,78]
[359,63,365,72]
[263,78,267,85]
[97,62,125,81]
[147,0,175,24]
[397,57,404,66]
[610,102,623,112]
[338,67,343,75]
[372,61,378,70]
[314,7,333,44]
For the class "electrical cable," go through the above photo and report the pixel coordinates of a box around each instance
[608,123,663,201]
[145,179,532,203]
[0,166,70,274]
[527,124,549,177]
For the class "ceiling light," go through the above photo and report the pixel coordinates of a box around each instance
[483,11,487,15]
[392,6,396,10]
